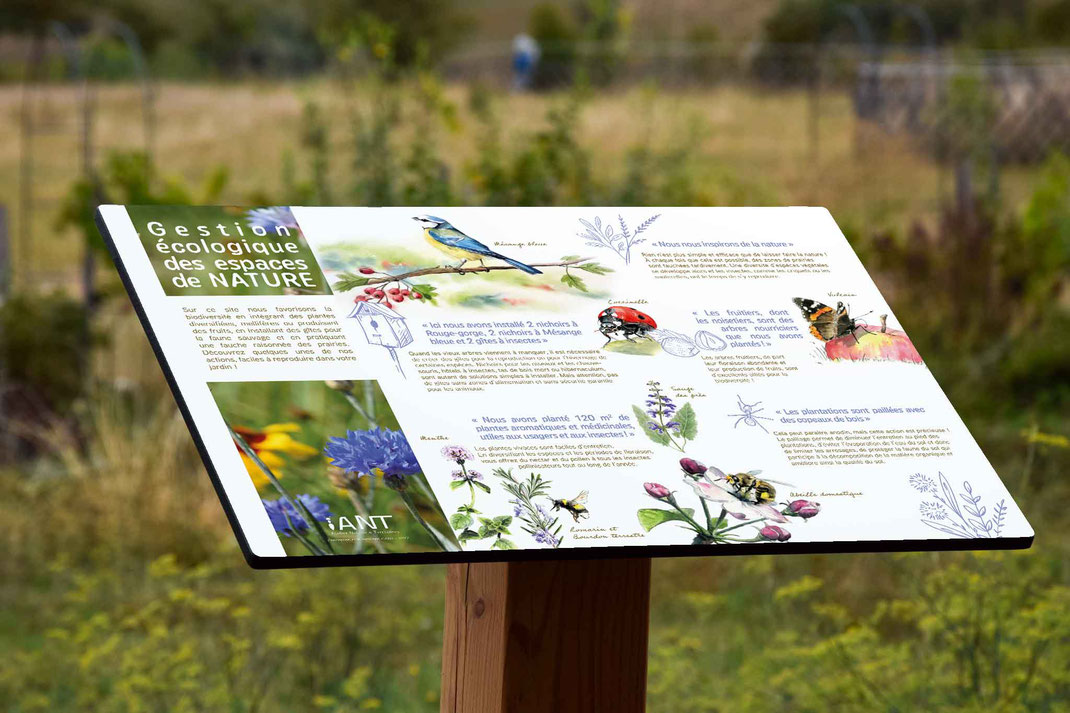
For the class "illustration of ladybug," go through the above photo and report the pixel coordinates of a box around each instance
[598,306,658,343]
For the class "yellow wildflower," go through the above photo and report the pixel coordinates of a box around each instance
[233,423,318,488]
[1021,428,1069,449]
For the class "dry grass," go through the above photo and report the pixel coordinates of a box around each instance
[0,78,1045,291]
[458,0,781,43]
[0,383,227,589]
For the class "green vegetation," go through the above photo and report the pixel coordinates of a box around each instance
[761,0,1070,49]
[1,7,1069,707]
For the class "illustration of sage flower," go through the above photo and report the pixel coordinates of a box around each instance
[632,380,697,452]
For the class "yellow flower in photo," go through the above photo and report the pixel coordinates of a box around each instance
[232,423,318,487]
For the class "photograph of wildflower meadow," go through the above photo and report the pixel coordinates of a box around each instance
[211,379,458,555]
[2,0,1069,710]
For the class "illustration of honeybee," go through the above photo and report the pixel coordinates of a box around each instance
[551,491,590,522]
[718,470,794,505]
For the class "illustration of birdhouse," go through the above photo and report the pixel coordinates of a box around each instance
[347,301,413,376]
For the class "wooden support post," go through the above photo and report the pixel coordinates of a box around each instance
[441,558,651,713]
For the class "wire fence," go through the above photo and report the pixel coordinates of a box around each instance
[3,41,1070,294]
[1,37,1070,462]
[446,42,1070,160]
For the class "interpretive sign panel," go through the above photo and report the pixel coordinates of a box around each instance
[96,205,1033,567]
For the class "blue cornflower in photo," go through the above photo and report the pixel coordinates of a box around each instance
[324,427,422,477]
[263,494,332,537]
[246,206,299,234]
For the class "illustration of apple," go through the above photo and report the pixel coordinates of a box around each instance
[824,316,923,364]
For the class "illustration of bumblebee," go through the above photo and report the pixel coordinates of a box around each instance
[551,490,590,522]
[597,306,658,343]
[718,470,794,505]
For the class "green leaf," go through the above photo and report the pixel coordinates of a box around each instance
[560,254,581,261]
[474,481,492,494]
[676,402,698,441]
[458,529,481,541]
[576,262,613,275]
[560,272,588,292]
[332,272,372,291]
[449,480,466,490]
[633,405,671,446]
[450,513,473,530]
[491,538,517,550]
[476,515,512,536]
[637,508,696,532]
[408,282,438,304]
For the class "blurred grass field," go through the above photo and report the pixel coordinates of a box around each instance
[0,79,1047,287]
[1,72,1068,711]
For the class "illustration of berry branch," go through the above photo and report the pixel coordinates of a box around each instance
[494,467,564,548]
[909,471,1007,538]
[577,213,661,264]
[332,255,612,311]
[632,380,698,452]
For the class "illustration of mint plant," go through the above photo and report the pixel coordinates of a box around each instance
[441,445,493,544]
[475,514,517,550]
[638,458,822,545]
[633,380,697,452]
[494,467,563,548]
[578,213,661,264]
[909,471,1007,538]
[443,457,562,550]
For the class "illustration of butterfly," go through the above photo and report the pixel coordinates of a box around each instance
[793,298,872,343]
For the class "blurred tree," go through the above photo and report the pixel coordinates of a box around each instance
[530,2,578,89]
[575,0,630,86]
[311,0,471,70]
[0,292,91,422]
[1032,0,1070,44]
[0,0,91,33]
[760,0,1039,48]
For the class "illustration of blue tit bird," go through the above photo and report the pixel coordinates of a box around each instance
[412,215,543,275]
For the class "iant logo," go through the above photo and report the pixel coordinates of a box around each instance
[324,515,394,531]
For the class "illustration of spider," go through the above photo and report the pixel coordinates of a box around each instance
[726,395,774,432]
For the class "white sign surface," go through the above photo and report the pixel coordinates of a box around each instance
[96,205,1033,567]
